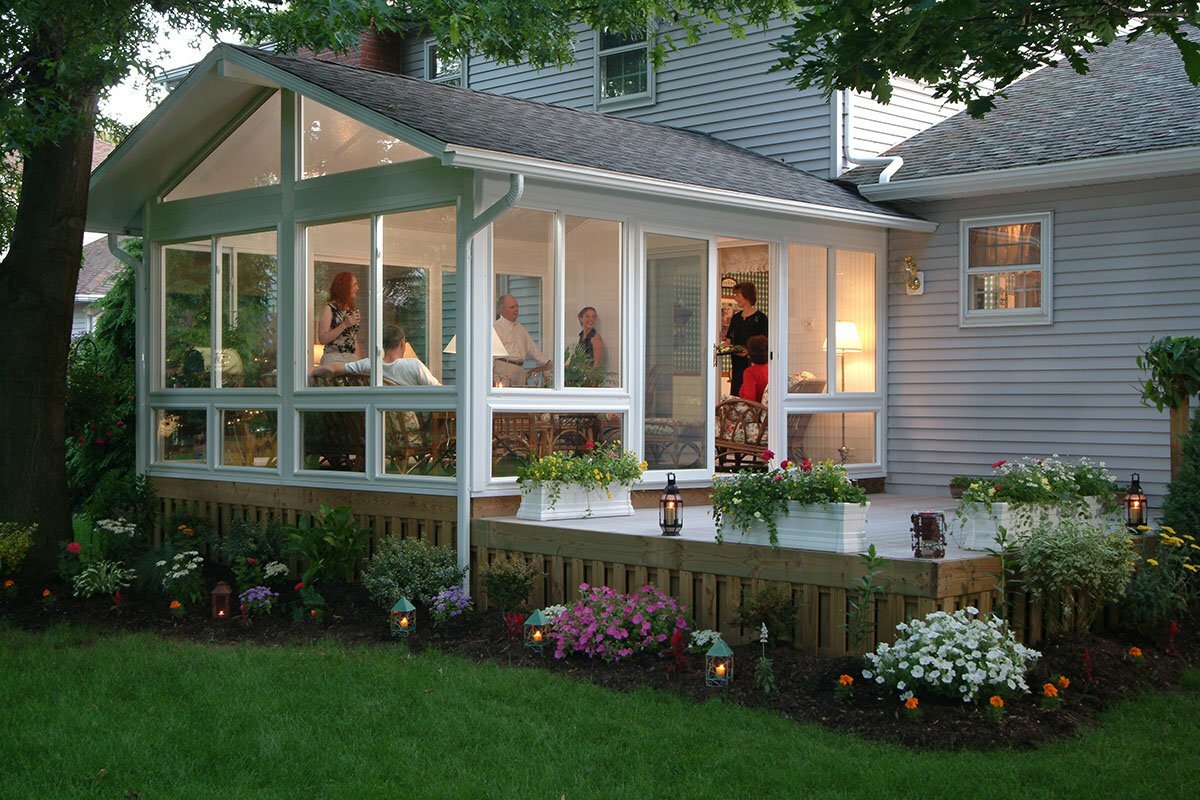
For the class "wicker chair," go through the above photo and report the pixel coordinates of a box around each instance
[714,397,769,471]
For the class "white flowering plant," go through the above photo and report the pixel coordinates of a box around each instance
[688,628,723,654]
[157,550,205,603]
[863,608,1040,703]
[958,456,1120,510]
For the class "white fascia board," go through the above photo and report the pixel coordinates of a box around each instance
[442,145,938,233]
[860,146,1200,202]
[75,294,106,302]
[219,45,449,160]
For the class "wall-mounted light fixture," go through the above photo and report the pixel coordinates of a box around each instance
[903,256,924,296]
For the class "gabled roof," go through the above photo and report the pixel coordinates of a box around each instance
[843,33,1200,199]
[76,237,123,299]
[89,43,929,234]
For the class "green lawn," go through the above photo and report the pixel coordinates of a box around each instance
[1,625,1196,800]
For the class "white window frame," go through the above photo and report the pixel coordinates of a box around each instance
[424,39,466,87]
[959,211,1053,327]
[593,29,654,110]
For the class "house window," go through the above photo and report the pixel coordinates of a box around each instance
[960,213,1053,326]
[595,30,652,107]
[425,41,465,86]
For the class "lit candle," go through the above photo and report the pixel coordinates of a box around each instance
[533,629,543,642]
[217,609,226,617]
[664,500,677,527]
[715,662,727,677]
[400,616,410,628]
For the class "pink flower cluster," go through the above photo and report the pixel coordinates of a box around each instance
[551,583,689,663]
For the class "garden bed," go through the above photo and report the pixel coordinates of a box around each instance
[3,580,1196,752]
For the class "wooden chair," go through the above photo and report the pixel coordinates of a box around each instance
[714,397,769,471]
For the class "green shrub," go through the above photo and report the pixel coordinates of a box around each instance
[1121,527,1199,631]
[72,560,136,599]
[361,537,464,609]
[210,516,293,590]
[81,472,157,548]
[1162,405,1200,537]
[480,554,540,612]
[1017,521,1136,632]
[734,583,796,642]
[283,505,372,584]
[0,522,35,575]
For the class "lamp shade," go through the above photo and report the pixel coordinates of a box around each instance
[443,331,511,358]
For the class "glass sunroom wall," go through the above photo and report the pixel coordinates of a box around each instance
[380,206,457,385]
[833,250,876,394]
[786,244,829,395]
[164,92,281,201]
[307,219,371,384]
[219,231,278,388]
[787,412,877,465]
[564,216,621,388]
[163,241,212,388]
[492,208,554,389]
[301,97,429,179]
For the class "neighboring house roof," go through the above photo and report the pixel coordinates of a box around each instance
[843,33,1200,199]
[92,138,116,169]
[76,238,123,300]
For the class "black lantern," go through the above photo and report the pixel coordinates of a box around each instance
[211,581,233,620]
[660,472,683,536]
[910,511,947,558]
[1125,473,1148,530]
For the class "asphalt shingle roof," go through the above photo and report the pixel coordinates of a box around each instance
[233,46,912,221]
[77,238,122,297]
[842,33,1200,186]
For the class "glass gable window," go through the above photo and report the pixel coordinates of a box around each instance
[301,97,429,179]
[596,30,652,106]
[961,213,1052,326]
[165,92,281,201]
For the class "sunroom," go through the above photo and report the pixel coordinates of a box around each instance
[87,45,939,637]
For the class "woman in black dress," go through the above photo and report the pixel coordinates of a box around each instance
[723,281,767,397]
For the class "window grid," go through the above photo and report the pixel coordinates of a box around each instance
[961,214,1052,325]
[596,31,651,104]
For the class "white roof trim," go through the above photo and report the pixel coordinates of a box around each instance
[442,145,937,232]
[75,294,106,302]
[860,146,1200,202]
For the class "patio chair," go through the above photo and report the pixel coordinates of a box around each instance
[714,397,769,471]
[306,374,369,470]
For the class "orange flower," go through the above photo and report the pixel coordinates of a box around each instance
[1057,675,1070,690]
[989,695,1005,709]
[1129,646,1143,658]
[42,588,51,598]
[169,600,182,610]
[3,579,13,588]
[1043,683,1058,698]
[838,674,854,687]
[904,697,919,710]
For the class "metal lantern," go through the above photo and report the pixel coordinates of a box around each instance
[910,511,947,558]
[390,597,416,638]
[1125,473,1148,530]
[660,472,683,536]
[524,609,551,653]
[705,637,734,687]
[210,581,233,620]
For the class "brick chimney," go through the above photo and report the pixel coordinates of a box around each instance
[294,28,404,73]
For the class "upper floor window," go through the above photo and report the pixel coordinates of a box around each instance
[960,213,1053,327]
[425,41,466,87]
[595,30,653,108]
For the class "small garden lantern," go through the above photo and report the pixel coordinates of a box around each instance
[910,511,947,559]
[705,637,734,687]
[210,581,232,620]
[1125,473,1148,529]
[660,472,683,536]
[390,597,416,638]
[524,609,550,653]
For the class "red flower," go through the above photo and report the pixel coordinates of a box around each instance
[780,459,790,469]
[762,449,775,461]
[799,458,813,472]
[246,556,257,565]
[584,441,595,451]
[66,542,82,555]
[294,581,305,591]
[991,459,1007,469]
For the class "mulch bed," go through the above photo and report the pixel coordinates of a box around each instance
[4,579,1197,752]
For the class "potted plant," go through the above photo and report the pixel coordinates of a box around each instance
[954,456,1118,550]
[711,458,869,551]
[516,441,646,520]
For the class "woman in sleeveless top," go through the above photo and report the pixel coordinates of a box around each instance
[576,306,605,366]
[724,281,767,398]
[317,271,363,365]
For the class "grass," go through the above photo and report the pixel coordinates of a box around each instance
[1,625,1197,800]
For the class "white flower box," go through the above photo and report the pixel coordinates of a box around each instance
[954,497,1109,551]
[517,483,634,521]
[733,501,870,553]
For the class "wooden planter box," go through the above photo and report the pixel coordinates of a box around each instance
[954,497,1109,550]
[732,501,870,553]
[517,484,634,521]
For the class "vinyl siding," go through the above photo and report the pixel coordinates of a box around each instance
[885,174,1200,506]
[847,79,964,164]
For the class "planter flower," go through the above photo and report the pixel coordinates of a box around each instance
[516,441,646,521]
[954,456,1121,550]
[711,459,869,551]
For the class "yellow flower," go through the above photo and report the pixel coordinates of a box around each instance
[1184,564,1198,573]
[1162,525,1177,534]
[1183,534,1196,541]
[1147,558,1159,566]
[1137,525,1151,531]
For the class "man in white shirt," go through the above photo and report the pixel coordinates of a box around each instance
[310,325,440,386]
[493,293,551,386]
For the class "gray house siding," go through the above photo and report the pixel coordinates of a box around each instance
[885,174,1200,505]
[848,80,963,168]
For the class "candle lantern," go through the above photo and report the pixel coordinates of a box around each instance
[705,637,734,687]
[660,472,683,536]
[1125,473,1148,530]
[390,596,416,638]
[910,511,947,558]
[210,581,232,620]
[524,609,551,653]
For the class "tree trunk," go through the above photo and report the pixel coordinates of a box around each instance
[1170,400,1189,482]
[0,94,99,575]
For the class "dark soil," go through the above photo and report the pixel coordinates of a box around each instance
[4,579,1197,752]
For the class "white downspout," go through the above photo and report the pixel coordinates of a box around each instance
[841,89,904,183]
[455,173,525,585]
[107,234,146,474]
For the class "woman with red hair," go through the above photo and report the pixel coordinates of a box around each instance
[317,271,363,365]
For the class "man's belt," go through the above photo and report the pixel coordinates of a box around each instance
[496,357,524,365]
